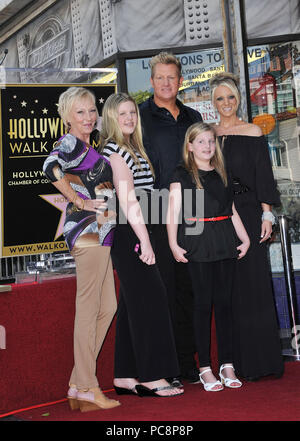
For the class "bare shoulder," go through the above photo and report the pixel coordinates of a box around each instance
[214,121,262,137]
[242,122,263,137]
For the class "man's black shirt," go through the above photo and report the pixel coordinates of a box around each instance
[139,96,203,190]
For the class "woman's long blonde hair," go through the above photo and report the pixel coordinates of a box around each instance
[183,122,227,189]
[98,92,154,176]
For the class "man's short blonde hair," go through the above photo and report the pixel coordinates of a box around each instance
[149,52,182,78]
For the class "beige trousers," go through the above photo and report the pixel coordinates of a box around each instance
[69,245,117,390]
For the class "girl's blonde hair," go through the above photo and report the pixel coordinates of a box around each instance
[57,86,98,131]
[99,92,154,176]
[183,122,227,189]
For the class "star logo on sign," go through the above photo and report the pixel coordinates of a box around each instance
[42,108,48,114]
[21,100,27,107]
[39,193,68,240]
[99,97,105,104]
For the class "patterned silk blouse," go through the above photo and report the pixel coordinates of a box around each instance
[43,133,116,251]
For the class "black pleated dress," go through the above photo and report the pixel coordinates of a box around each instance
[221,135,284,380]
[171,165,239,263]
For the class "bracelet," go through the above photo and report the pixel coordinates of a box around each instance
[71,196,85,212]
[71,193,77,203]
[78,197,85,211]
[262,211,276,225]
[70,192,78,205]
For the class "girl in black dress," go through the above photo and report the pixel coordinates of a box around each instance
[100,93,183,397]
[167,122,250,391]
[210,73,284,381]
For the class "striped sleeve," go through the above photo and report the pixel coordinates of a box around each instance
[102,142,135,169]
[102,141,154,191]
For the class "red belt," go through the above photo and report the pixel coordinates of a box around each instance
[186,215,231,222]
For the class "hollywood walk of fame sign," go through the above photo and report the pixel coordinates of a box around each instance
[0,84,116,257]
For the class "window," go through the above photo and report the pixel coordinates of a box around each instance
[247,41,300,271]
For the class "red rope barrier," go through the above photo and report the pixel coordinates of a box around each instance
[0,388,114,418]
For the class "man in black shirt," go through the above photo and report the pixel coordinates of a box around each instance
[139,52,203,385]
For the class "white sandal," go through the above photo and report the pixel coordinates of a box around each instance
[199,368,224,392]
[219,364,242,388]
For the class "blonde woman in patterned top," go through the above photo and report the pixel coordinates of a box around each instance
[43,87,120,412]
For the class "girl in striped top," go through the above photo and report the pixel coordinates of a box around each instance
[99,93,183,397]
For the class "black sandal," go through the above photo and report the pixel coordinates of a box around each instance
[114,385,138,395]
[135,384,183,397]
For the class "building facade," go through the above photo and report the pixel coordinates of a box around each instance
[0,0,299,282]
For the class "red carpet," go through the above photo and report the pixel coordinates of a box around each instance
[0,277,118,416]
[1,276,300,422]
[5,362,300,422]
